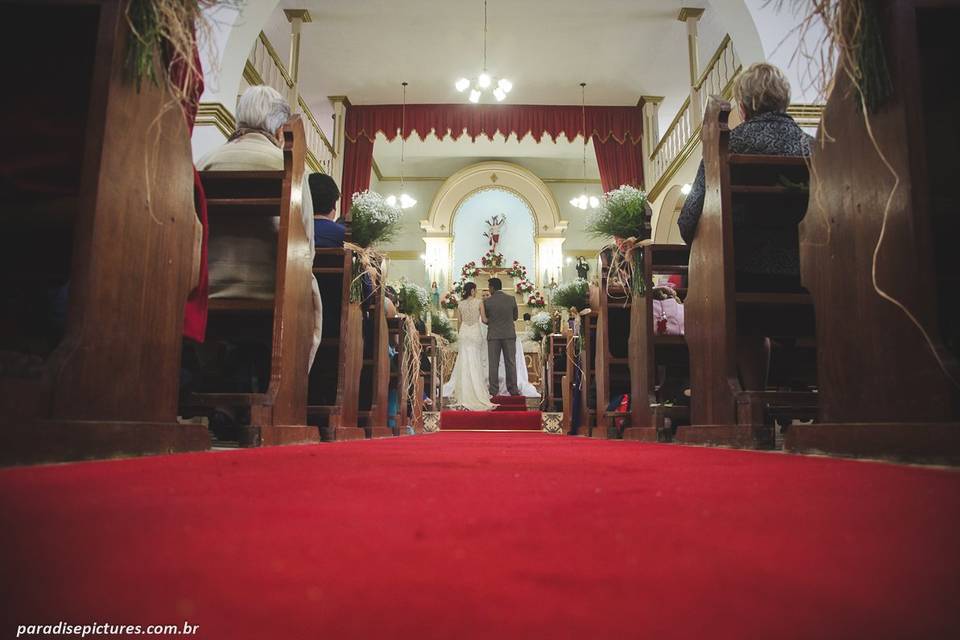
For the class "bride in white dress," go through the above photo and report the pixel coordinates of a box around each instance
[447,283,496,411]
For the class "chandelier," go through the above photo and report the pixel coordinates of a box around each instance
[455,0,512,103]
[385,82,416,209]
[570,82,600,210]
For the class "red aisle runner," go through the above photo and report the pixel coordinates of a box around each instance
[1,433,959,640]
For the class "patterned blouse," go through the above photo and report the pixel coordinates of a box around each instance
[677,111,814,276]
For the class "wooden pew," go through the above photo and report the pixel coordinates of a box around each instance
[386,316,411,435]
[593,250,634,439]
[188,118,317,447]
[545,334,566,413]
[357,262,392,438]
[622,243,691,442]
[786,1,959,463]
[308,248,364,441]
[0,0,208,464]
[580,310,599,436]
[676,96,817,449]
[419,334,440,425]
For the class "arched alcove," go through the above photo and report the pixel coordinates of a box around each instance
[450,188,537,280]
[421,162,567,288]
[652,184,687,245]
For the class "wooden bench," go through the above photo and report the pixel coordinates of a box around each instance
[418,334,440,429]
[188,118,317,447]
[676,96,818,449]
[0,0,208,464]
[786,1,959,463]
[545,333,566,412]
[622,243,691,442]
[593,250,635,439]
[308,248,365,441]
[355,260,392,438]
[579,310,598,436]
[386,316,413,435]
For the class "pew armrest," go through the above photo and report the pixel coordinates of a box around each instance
[190,213,203,291]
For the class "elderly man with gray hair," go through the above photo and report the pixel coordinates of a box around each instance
[197,85,322,370]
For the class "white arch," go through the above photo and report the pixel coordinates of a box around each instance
[421,161,566,237]
[652,184,687,245]
[198,1,281,108]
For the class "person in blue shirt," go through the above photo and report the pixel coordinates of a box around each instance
[310,173,345,248]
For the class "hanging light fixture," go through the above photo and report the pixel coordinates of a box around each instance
[386,82,416,210]
[455,0,513,103]
[570,82,600,210]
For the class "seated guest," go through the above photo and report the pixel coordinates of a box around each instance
[196,85,321,369]
[311,173,345,248]
[678,62,812,291]
[677,63,813,390]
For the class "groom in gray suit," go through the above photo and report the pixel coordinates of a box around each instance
[483,277,521,396]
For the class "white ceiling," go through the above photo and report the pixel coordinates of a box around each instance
[261,0,725,178]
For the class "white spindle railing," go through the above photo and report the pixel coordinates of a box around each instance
[245,32,336,175]
[647,34,741,200]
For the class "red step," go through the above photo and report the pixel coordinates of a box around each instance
[440,410,542,431]
[490,395,528,412]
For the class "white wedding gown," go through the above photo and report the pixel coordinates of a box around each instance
[443,298,540,410]
[446,298,496,411]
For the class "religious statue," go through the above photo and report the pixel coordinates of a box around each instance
[575,257,590,280]
[483,214,506,254]
[431,282,440,308]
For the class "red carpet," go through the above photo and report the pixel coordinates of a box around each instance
[441,409,542,430]
[2,434,959,639]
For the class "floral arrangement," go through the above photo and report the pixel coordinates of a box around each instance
[586,185,652,241]
[440,291,459,310]
[481,250,504,268]
[586,185,652,296]
[461,261,480,279]
[393,281,430,320]
[506,261,528,279]
[551,278,590,311]
[530,311,554,342]
[526,291,547,309]
[429,310,457,344]
[349,190,403,248]
[515,279,535,295]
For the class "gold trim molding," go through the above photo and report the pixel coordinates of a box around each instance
[385,250,421,260]
[677,7,705,21]
[196,102,236,138]
[787,103,825,127]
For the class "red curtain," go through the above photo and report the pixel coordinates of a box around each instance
[593,136,644,192]
[341,135,374,219]
[170,36,208,342]
[341,103,644,217]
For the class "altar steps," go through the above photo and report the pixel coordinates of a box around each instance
[440,408,542,431]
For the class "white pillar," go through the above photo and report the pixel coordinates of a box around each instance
[639,96,662,190]
[328,96,349,215]
[678,8,705,128]
[283,9,312,111]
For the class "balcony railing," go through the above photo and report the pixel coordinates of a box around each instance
[244,32,336,175]
[647,34,741,201]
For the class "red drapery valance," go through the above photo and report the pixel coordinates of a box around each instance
[341,103,644,217]
[345,104,643,145]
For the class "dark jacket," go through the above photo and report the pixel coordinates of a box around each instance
[314,218,346,248]
[483,291,518,340]
[677,111,813,277]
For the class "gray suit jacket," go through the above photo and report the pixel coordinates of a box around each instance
[483,291,518,340]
